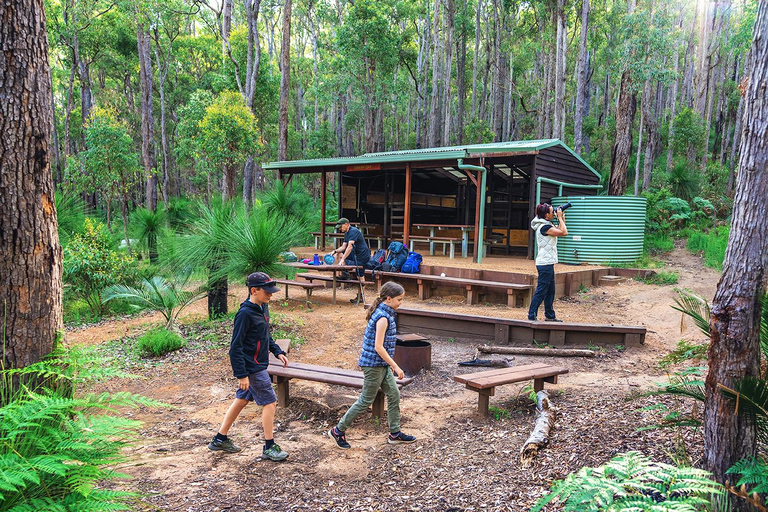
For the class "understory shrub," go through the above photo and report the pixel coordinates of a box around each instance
[532,451,722,511]
[0,348,160,510]
[687,226,729,270]
[137,327,187,357]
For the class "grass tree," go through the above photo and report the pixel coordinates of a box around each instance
[102,274,206,331]
[130,206,167,264]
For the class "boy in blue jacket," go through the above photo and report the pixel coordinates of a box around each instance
[208,272,290,461]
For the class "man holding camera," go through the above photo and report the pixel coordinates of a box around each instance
[528,203,569,322]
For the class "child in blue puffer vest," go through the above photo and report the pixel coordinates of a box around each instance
[329,281,417,449]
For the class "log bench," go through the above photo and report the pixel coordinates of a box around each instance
[369,271,532,308]
[453,363,569,417]
[267,360,414,418]
[273,278,324,306]
[408,236,461,259]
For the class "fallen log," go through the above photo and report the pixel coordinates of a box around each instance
[477,345,595,357]
[457,357,514,368]
[520,390,556,467]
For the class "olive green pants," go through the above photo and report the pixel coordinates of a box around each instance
[337,366,400,433]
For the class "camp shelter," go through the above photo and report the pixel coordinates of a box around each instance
[263,139,602,261]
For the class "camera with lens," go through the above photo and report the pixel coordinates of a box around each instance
[554,201,572,213]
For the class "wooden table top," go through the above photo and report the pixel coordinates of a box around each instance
[285,262,361,271]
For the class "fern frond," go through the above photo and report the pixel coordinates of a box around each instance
[719,377,768,447]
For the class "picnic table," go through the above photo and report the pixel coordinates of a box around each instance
[286,262,363,305]
[412,224,473,258]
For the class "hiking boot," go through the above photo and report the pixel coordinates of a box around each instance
[329,427,351,449]
[262,443,289,461]
[208,437,241,453]
[339,271,352,280]
[544,317,563,322]
[387,431,416,444]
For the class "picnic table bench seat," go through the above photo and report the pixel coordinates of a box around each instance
[454,363,569,416]
[368,270,532,308]
[273,278,324,306]
[267,359,414,418]
[408,236,462,259]
[296,273,377,287]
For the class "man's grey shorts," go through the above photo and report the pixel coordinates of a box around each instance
[235,370,277,405]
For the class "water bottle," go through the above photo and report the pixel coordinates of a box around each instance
[312,253,320,265]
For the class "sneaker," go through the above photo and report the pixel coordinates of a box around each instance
[544,317,563,322]
[208,437,241,453]
[527,317,537,321]
[349,296,361,304]
[339,271,352,280]
[329,427,351,449]
[387,431,416,444]
[262,443,289,461]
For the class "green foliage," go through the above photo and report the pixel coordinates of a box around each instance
[671,108,706,161]
[136,327,187,357]
[129,207,167,264]
[198,90,259,184]
[63,218,138,316]
[665,158,702,202]
[658,340,708,369]
[671,290,711,339]
[102,274,206,331]
[532,451,723,511]
[727,457,768,495]
[686,226,729,270]
[0,348,161,510]
[259,180,314,234]
[644,232,675,255]
[464,118,497,144]
[54,191,85,248]
[488,406,510,420]
[637,271,678,285]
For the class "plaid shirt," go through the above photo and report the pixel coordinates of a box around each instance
[358,303,397,367]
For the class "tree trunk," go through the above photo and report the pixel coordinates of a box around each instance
[277,0,292,161]
[641,78,657,192]
[456,0,467,144]
[429,0,441,147]
[666,10,683,171]
[137,22,157,211]
[492,0,504,141]
[705,5,768,505]
[442,0,455,146]
[471,0,482,120]
[609,70,636,196]
[0,0,63,369]
[573,0,589,154]
[153,38,171,208]
[553,0,567,140]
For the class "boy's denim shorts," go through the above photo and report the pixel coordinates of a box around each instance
[235,370,277,405]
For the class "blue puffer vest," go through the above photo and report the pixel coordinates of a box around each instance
[358,303,397,367]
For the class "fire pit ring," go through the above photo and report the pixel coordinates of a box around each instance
[393,340,432,376]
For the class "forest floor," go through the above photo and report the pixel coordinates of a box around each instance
[65,243,720,511]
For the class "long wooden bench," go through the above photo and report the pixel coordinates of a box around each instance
[409,236,461,259]
[268,360,414,418]
[454,363,569,416]
[273,278,324,306]
[296,273,377,287]
[369,271,532,308]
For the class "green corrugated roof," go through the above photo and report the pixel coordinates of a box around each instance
[264,139,600,179]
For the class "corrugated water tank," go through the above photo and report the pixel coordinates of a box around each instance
[551,196,647,264]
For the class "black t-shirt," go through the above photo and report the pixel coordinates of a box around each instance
[540,225,552,236]
[344,226,370,262]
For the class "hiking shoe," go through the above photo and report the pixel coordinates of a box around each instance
[208,437,241,453]
[329,427,351,449]
[387,431,416,444]
[544,317,563,322]
[262,443,289,461]
[340,271,352,280]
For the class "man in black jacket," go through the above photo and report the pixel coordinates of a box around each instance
[208,272,290,461]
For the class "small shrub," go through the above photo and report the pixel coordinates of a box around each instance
[658,340,708,368]
[137,327,187,357]
[687,226,729,270]
[488,406,510,420]
[637,270,679,285]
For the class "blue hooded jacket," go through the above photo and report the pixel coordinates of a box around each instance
[229,299,286,378]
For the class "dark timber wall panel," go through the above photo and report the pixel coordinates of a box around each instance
[535,146,600,203]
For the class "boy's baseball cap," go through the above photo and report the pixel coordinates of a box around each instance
[335,217,350,229]
[246,272,280,293]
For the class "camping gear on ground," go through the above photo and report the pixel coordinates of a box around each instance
[383,241,409,272]
[368,248,387,270]
[278,251,298,263]
[400,251,423,273]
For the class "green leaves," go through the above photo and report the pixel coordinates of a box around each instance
[532,451,723,512]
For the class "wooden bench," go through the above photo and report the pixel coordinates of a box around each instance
[296,273,377,287]
[369,271,532,308]
[267,360,414,418]
[408,236,461,259]
[273,278,324,306]
[454,363,569,417]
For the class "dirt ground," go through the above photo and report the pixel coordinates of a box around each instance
[66,244,720,511]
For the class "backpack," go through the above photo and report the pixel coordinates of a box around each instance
[400,251,423,274]
[367,248,387,270]
[382,241,409,272]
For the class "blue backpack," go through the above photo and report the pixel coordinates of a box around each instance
[400,251,422,274]
[383,241,409,272]
[367,248,387,270]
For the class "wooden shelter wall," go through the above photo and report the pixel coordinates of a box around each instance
[535,146,600,203]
